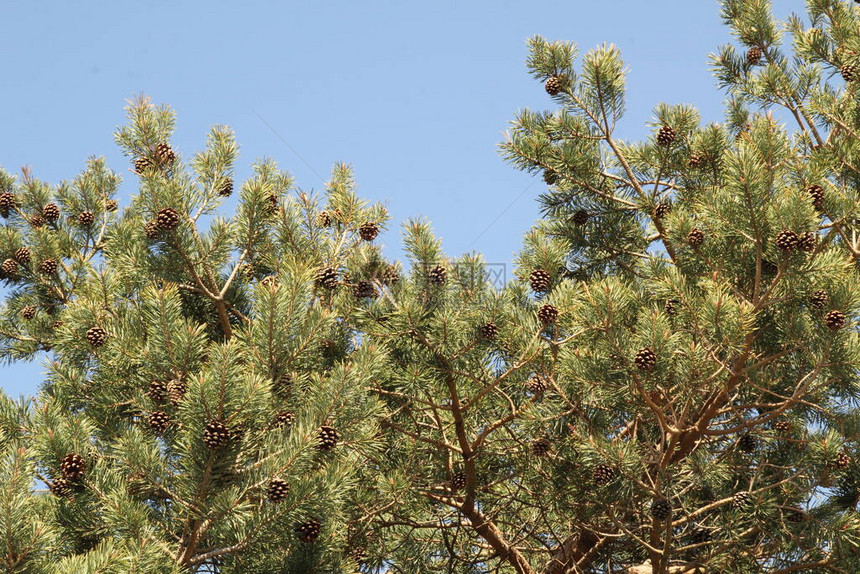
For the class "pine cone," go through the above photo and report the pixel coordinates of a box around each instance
[544,75,563,95]
[42,203,60,223]
[77,211,95,227]
[29,215,45,228]
[21,306,36,320]
[155,143,176,165]
[167,379,188,405]
[654,202,672,220]
[634,347,657,371]
[664,299,679,316]
[144,220,161,240]
[267,478,290,503]
[479,321,498,340]
[808,289,828,310]
[656,125,676,146]
[49,477,73,498]
[775,230,799,252]
[651,498,672,521]
[593,464,616,486]
[834,451,851,470]
[825,310,846,331]
[773,420,792,433]
[738,434,757,453]
[572,209,589,225]
[381,264,400,285]
[316,426,340,451]
[841,64,858,82]
[798,232,817,253]
[806,184,824,211]
[359,222,379,241]
[60,453,86,481]
[85,327,107,347]
[38,259,57,275]
[316,210,331,226]
[428,265,447,285]
[295,519,322,542]
[0,192,17,215]
[13,247,30,265]
[450,471,467,491]
[272,411,295,429]
[543,170,559,186]
[688,228,705,247]
[353,280,377,299]
[529,269,552,293]
[531,437,551,456]
[528,374,548,394]
[732,491,751,509]
[0,258,18,279]
[156,208,180,231]
[105,199,118,212]
[315,266,339,290]
[537,304,558,324]
[746,46,763,65]
[203,419,230,449]
[148,380,168,402]
[148,411,171,434]
[134,157,153,174]
[688,153,706,168]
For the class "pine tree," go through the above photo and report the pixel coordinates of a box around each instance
[0,97,386,572]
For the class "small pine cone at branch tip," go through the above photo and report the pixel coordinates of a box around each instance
[544,75,564,96]
[428,264,447,285]
[479,321,498,340]
[528,374,548,394]
[148,380,167,402]
[746,46,763,65]
[316,425,340,450]
[381,264,400,284]
[0,192,17,213]
[272,411,295,429]
[148,411,171,434]
[773,420,791,433]
[358,222,379,241]
[531,437,551,456]
[49,477,73,498]
[732,491,751,509]
[572,209,589,225]
[21,306,37,320]
[593,464,616,486]
[656,125,676,146]
[13,247,30,265]
[537,303,559,324]
[316,210,331,227]
[529,268,552,293]
[295,519,322,543]
[144,220,161,240]
[653,202,672,220]
[217,178,233,197]
[85,326,107,347]
[0,258,18,278]
[543,170,559,186]
[133,157,153,174]
[450,471,467,491]
[39,259,57,275]
[664,299,679,316]
[353,280,377,299]
[105,199,118,212]
[167,379,188,405]
[203,419,231,449]
[775,229,799,252]
[798,231,817,253]
[29,215,45,228]
[154,142,176,165]
[77,211,95,226]
[687,227,705,247]
[841,64,859,82]
[688,152,706,168]
[155,208,180,231]
[808,289,828,310]
[825,310,846,331]
[42,203,60,222]
[634,347,657,371]
[833,451,851,470]
[315,266,339,290]
[267,478,290,503]
[806,184,824,211]
[650,498,672,521]
[60,453,86,481]
[738,434,757,453]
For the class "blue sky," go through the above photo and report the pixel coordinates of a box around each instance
[0,0,805,396]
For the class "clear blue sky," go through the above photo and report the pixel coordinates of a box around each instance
[0,0,805,396]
